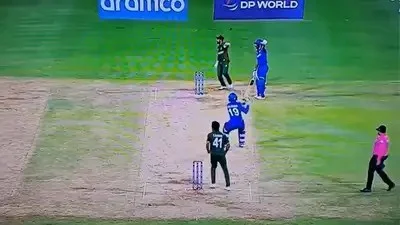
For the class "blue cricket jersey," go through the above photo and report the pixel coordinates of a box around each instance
[256,49,268,70]
[227,101,250,123]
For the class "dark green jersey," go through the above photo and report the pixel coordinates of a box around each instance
[217,42,230,63]
[207,131,229,155]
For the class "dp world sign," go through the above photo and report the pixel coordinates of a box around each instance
[214,0,305,21]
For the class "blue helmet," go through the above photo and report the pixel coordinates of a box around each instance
[228,92,238,102]
[254,38,267,50]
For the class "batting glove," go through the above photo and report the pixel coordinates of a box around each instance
[242,98,251,104]
[249,79,254,86]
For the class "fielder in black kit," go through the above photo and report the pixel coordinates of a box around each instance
[206,121,231,190]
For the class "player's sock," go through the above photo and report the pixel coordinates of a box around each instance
[238,132,245,147]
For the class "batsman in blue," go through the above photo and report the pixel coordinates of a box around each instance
[252,38,269,100]
[223,92,250,148]
[206,121,231,190]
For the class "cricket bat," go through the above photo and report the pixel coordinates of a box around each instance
[242,76,254,100]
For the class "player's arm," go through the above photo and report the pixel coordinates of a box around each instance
[206,133,212,154]
[254,53,259,71]
[253,61,259,82]
[239,102,250,114]
[223,135,230,153]
[223,42,230,48]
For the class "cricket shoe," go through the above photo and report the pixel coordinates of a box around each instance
[239,143,245,148]
[360,188,371,193]
[224,186,231,191]
[254,95,266,100]
[218,86,227,90]
[210,183,216,189]
[228,84,234,90]
[387,183,395,191]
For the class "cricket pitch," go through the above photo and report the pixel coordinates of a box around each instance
[0,78,294,219]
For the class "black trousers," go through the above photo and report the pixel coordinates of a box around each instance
[365,155,394,189]
[217,62,232,87]
[210,154,230,187]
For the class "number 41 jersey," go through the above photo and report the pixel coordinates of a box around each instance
[207,131,229,155]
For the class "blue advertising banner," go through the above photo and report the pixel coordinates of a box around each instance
[214,0,305,21]
[98,0,188,21]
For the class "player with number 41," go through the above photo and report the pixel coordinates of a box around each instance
[223,92,250,148]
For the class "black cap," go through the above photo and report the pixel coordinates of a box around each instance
[376,125,386,133]
[212,121,220,130]
[216,35,224,40]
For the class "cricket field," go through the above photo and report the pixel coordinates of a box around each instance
[0,0,399,225]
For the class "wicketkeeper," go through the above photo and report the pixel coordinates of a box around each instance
[214,35,233,90]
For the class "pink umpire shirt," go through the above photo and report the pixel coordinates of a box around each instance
[373,134,389,162]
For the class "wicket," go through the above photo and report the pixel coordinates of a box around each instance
[194,71,205,96]
[192,161,203,190]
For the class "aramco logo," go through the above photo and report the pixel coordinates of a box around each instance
[223,0,238,11]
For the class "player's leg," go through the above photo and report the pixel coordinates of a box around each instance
[255,69,267,99]
[376,167,395,191]
[255,78,266,99]
[210,154,218,188]
[223,121,233,136]
[238,124,246,148]
[361,156,376,192]
[376,156,395,191]
[222,62,233,88]
[218,155,231,189]
[217,63,227,89]
[263,67,269,97]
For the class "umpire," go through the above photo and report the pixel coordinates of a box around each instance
[206,121,231,190]
[214,35,233,90]
[360,125,395,192]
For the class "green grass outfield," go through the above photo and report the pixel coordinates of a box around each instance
[0,0,399,224]
[0,0,398,81]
